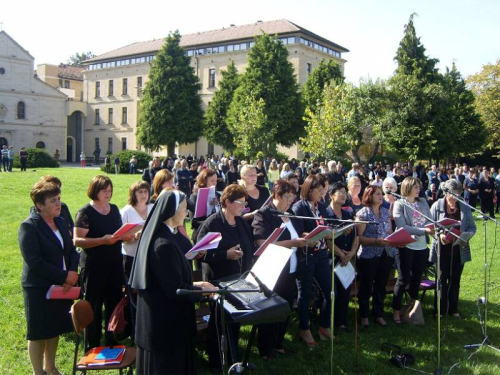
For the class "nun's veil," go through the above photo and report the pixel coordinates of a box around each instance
[129,189,185,290]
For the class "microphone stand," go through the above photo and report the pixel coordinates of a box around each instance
[444,190,500,354]
[386,191,462,375]
[177,286,260,375]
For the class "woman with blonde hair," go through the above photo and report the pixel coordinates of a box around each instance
[267,160,280,191]
[239,164,270,220]
[392,177,434,324]
[280,163,293,179]
[151,169,174,203]
[346,176,363,214]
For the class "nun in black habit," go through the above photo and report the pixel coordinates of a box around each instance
[129,190,215,375]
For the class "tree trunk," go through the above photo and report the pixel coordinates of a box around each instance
[367,140,380,164]
[167,142,176,157]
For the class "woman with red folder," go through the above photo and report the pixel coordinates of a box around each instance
[19,180,79,375]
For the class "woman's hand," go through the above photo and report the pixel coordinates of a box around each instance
[209,197,218,206]
[192,186,199,194]
[62,282,74,294]
[102,234,120,245]
[134,231,142,241]
[293,238,309,248]
[425,226,435,236]
[227,246,243,260]
[341,252,354,266]
[122,234,135,242]
[194,281,217,291]
[195,250,207,259]
[65,270,79,286]
[375,238,390,246]
[440,234,451,245]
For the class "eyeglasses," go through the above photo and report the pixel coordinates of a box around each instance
[334,191,347,196]
[281,194,295,200]
[233,200,248,207]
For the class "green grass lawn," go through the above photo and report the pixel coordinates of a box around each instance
[1,167,500,374]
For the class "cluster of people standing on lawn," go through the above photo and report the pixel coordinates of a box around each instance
[19,156,484,375]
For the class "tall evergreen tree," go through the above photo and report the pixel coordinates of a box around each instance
[137,31,203,155]
[227,33,303,156]
[302,59,344,115]
[443,63,486,156]
[204,61,239,151]
[384,15,452,161]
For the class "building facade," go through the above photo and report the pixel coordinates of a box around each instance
[0,31,68,158]
[82,19,349,159]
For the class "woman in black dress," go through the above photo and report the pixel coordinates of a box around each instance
[255,159,268,186]
[239,164,270,221]
[74,175,132,350]
[19,180,79,375]
[196,184,255,371]
[326,182,358,332]
[252,180,308,358]
[129,190,214,375]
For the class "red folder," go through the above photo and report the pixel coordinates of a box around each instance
[443,227,461,244]
[254,226,286,256]
[46,285,81,300]
[425,218,460,230]
[304,225,332,242]
[113,223,144,237]
[384,228,416,247]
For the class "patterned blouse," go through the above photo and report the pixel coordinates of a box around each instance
[356,206,396,259]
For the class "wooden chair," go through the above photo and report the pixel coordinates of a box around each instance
[71,300,136,375]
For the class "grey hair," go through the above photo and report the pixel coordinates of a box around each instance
[382,177,397,192]
[444,179,463,193]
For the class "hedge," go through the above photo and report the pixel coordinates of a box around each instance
[13,148,60,169]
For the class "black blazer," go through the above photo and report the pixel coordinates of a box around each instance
[197,210,255,280]
[19,209,79,288]
[252,203,304,243]
[291,199,329,235]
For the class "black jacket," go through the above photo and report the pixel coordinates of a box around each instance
[291,199,329,235]
[252,203,304,243]
[19,209,79,288]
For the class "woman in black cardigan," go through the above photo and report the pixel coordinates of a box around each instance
[19,181,79,375]
[196,184,255,371]
[129,190,214,375]
[252,180,308,358]
[292,174,333,346]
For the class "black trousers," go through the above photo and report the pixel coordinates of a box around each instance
[334,270,351,327]
[436,247,464,315]
[82,262,124,350]
[357,252,394,319]
[480,197,495,218]
[21,159,27,171]
[393,247,429,310]
[257,262,296,356]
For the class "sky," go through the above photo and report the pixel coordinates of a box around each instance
[3,0,499,83]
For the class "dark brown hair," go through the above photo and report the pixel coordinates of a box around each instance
[300,175,325,200]
[128,181,151,206]
[197,169,217,188]
[220,184,248,208]
[30,181,60,210]
[361,185,382,206]
[272,179,296,198]
[39,175,62,188]
[152,169,174,201]
[87,175,113,201]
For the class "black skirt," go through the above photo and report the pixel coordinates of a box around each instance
[136,342,196,375]
[23,287,74,340]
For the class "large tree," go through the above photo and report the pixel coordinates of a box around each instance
[137,31,204,155]
[227,33,303,156]
[467,60,500,149]
[66,52,95,66]
[383,14,452,161]
[443,63,486,157]
[302,59,344,115]
[203,61,239,151]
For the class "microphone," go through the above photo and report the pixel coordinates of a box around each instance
[250,271,273,298]
[384,188,402,199]
[176,289,191,296]
[268,208,293,216]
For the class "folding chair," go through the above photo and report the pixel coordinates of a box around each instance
[71,300,136,375]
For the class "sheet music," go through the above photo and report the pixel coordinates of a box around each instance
[246,244,293,291]
[334,262,355,289]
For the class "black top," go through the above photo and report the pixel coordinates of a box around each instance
[345,193,364,216]
[292,199,329,252]
[252,203,304,243]
[326,206,356,255]
[135,224,202,351]
[187,191,221,233]
[226,170,240,185]
[75,203,122,268]
[325,171,344,184]
[247,185,270,212]
[142,167,163,185]
[479,177,495,200]
[19,210,79,288]
[60,202,74,235]
[255,166,267,186]
[197,210,255,280]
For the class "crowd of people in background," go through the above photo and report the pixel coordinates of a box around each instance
[17,152,495,375]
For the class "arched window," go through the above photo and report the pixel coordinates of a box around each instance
[0,137,8,148]
[36,141,45,149]
[17,101,26,119]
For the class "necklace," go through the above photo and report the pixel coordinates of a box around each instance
[92,202,110,215]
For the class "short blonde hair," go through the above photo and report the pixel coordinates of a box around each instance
[347,176,361,189]
[240,164,256,177]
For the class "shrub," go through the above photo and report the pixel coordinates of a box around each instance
[13,148,60,168]
[100,150,151,174]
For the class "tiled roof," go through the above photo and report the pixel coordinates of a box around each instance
[84,19,348,63]
[58,65,85,80]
